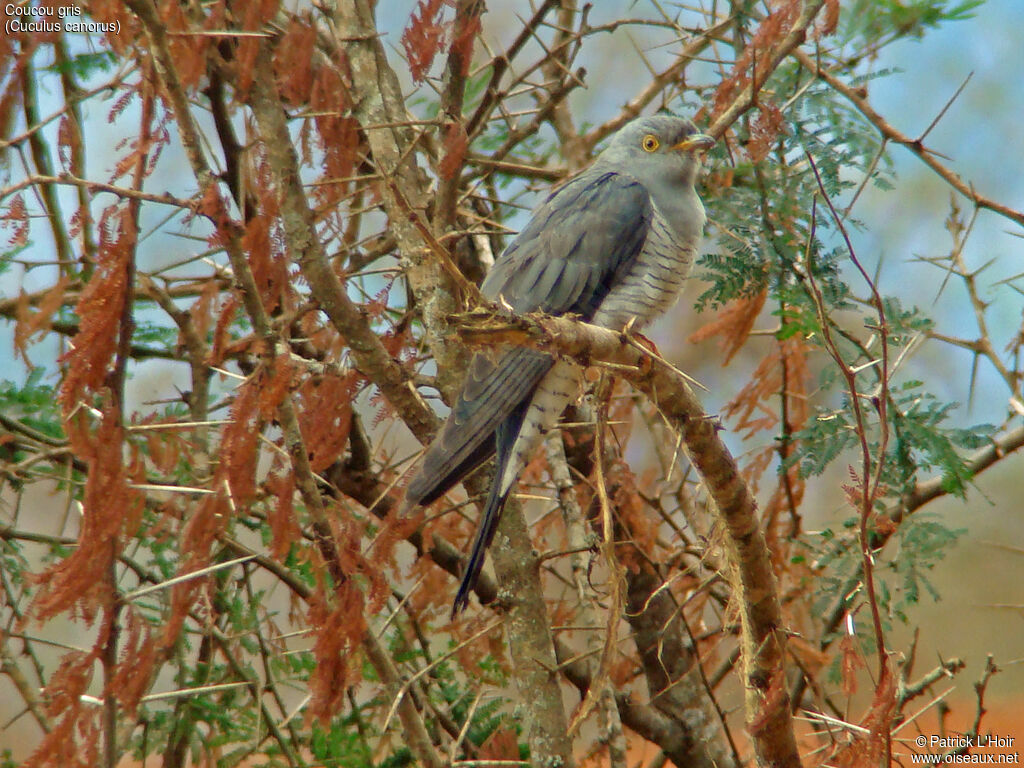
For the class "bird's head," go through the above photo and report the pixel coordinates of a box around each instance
[599,115,715,188]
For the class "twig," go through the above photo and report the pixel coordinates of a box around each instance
[805,154,893,764]
[794,49,1024,228]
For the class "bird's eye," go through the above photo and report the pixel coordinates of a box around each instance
[641,134,659,152]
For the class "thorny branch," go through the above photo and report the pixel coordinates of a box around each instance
[794,49,1024,229]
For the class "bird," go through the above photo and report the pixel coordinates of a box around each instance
[403,115,715,615]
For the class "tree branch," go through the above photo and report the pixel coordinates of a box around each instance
[794,48,1024,229]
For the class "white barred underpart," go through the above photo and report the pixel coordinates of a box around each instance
[593,202,702,329]
[496,203,703,498]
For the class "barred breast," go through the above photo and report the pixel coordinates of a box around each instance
[591,201,701,331]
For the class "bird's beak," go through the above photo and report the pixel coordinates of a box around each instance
[671,134,715,153]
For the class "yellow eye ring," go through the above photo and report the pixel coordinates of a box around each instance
[641,134,659,152]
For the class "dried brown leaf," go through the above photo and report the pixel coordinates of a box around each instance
[2,192,29,246]
[275,18,316,106]
[32,408,142,624]
[747,100,786,163]
[402,0,447,83]
[688,291,767,363]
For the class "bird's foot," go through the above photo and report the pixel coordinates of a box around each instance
[618,318,660,372]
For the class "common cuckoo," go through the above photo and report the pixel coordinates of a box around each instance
[404,115,714,615]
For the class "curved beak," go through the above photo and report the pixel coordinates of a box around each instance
[671,133,715,153]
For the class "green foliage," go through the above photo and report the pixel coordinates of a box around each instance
[132,318,178,348]
[44,49,117,79]
[0,535,28,593]
[888,381,995,498]
[801,523,861,624]
[698,64,893,312]
[881,296,935,345]
[788,405,860,479]
[0,369,65,454]
[302,632,520,767]
[436,653,517,750]
[0,242,29,277]
[310,715,375,766]
[789,376,993,502]
[842,0,986,46]
[807,509,964,634]
[888,514,965,618]
[695,234,770,310]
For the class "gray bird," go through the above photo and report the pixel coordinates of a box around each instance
[404,115,714,615]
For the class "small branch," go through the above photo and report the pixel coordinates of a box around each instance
[794,48,1024,229]
[585,14,736,149]
[0,639,52,734]
[806,155,891,683]
[555,632,720,768]
[363,630,446,768]
[19,61,73,270]
[898,657,965,705]
[0,173,193,210]
[537,0,586,172]
[968,656,998,744]
[465,0,560,139]
[895,425,1024,523]
[544,432,629,768]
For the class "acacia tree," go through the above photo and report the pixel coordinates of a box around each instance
[0,0,1018,766]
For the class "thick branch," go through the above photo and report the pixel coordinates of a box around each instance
[247,54,439,444]
[330,0,470,404]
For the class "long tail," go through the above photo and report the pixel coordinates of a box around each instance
[449,360,580,615]
[451,480,510,617]
[404,349,553,509]
[450,395,532,616]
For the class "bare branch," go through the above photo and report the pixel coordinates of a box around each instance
[794,48,1024,229]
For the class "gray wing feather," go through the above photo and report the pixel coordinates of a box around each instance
[481,171,653,319]
[406,171,653,511]
[404,348,552,508]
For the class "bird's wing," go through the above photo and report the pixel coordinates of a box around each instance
[481,171,654,319]
[405,171,653,510]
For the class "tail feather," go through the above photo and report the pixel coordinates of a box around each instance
[449,361,580,615]
[451,480,509,617]
[404,348,554,509]
[405,431,493,509]
[450,394,531,615]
